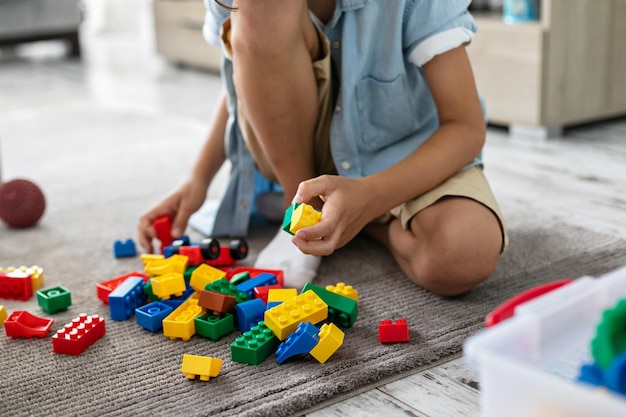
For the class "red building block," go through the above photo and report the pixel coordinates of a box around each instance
[253,284,283,304]
[0,270,33,301]
[378,318,409,343]
[96,272,150,304]
[153,214,174,251]
[4,310,54,338]
[52,313,106,355]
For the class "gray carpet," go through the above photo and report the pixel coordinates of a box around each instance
[1,108,626,417]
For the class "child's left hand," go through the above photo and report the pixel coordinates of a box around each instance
[290,174,380,256]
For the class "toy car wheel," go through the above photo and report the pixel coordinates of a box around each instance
[200,238,220,260]
[229,239,249,260]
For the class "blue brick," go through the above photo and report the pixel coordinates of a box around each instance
[275,321,319,364]
[136,301,173,332]
[235,298,267,333]
[236,272,278,299]
[113,239,137,258]
[109,276,147,321]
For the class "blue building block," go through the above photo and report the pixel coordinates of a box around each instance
[136,301,173,332]
[113,239,137,258]
[266,301,281,310]
[235,298,267,333]
[236,272,278,299]
[109,276,147,321]
[275,321,320,364]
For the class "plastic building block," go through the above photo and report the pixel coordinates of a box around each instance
[151,272,186,300]
[5,265,44,290]
[0,269,33,301]
[136,301,173,332]
[4,310,54,338]
[282,202,300,235]
[275,321,320,364]
[198,290,236,315]
[144,254,188,276]
[577,362,605,387]
[181,354,223,381]
[229,271,250,286]
[289,203,322,234]
[205,277,249,304]
[36,285,72,314]
[231,266,285,287]
[604,351,626,394]
[108,276,147,321]
[253,284,283,304]
[310,322,345,363]
[96,272,149,304]
[195,312,235,341]
[231,321,280,365]
[302,282,358,328]
[325,282,358,302]
[267,288,298,305]
[176,246,204,266]
[162,296,203,341]
[592,299,626,370]
[235,298,267,333]
[140,253,164,266]
[52,314,106,355]
[152,214,174,250]
[378,318,409,343]
[264,290,328,340]
[189,264,226,292]
[236,272,278,299]
[0,305,6,326]
[113,238,137,258]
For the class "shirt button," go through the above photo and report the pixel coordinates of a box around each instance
[332,41,341,50]
[341,161,351,170]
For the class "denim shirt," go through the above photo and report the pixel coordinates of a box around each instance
[202,0,483,237]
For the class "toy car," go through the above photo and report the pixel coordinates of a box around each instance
[169,237,249,267]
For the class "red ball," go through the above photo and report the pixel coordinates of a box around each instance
[0,179,46,228]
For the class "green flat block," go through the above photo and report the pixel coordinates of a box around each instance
[282,203,300,235]
[195,312,235,341]
[302,283,358,328]
[36,286,72,314]
[231,321,280,365]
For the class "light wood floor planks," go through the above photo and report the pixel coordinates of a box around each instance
[1,8,625,416]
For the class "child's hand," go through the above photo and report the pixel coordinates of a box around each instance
[290,175,378,256]
[137,178,208,253]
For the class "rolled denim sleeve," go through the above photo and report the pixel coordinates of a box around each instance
[202,0,231,47]
[403,0,477,67]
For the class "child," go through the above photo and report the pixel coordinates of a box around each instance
[138,0,508,296]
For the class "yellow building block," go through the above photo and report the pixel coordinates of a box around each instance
[181,354,223,381]
[163,294,203,341]
[264,290,328,340]
[267,288,298,304]
[325,282,358,302]
[0,305,7,326]
[151,272,186,300]
[141,253,164,266]
[289,203,322,234]
[6,266,44,291]
[310,322,345,364]
[144,254,188,276]
[189,264,226,292]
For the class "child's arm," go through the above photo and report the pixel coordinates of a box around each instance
[291,45,486,255]
[137,90,229,253]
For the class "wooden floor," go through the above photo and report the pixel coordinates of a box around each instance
[1,7,625,416]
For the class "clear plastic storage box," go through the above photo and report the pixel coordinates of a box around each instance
[464,265,626,417]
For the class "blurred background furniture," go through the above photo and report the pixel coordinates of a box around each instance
[0,0,83,57]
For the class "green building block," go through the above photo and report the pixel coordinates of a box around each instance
[231,321,280,365]
[302,283,358,328]
[36,286,72,314]
[184,265,199,282]
[230,271,250,286]
[205,277,249,304]
[143,280,159,302]
[282,203,300,235]
[195,312,235,341]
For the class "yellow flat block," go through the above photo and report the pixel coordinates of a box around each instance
[0,305,7,326]
[325,282,358,302]
[289,203,322,234]
[181,354,223,381]
[141,253,164,266]
[145,254,188,276]
[310,322,345,364]
[264,290,328,340]
[151,272,186,300]
[163,295,203,341]
[189,264,226,292]
[267,288,298,304]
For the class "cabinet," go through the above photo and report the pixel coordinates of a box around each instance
[467,0,626,137]
[152,0,221,71]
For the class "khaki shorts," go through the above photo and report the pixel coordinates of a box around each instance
[221,20,508,253]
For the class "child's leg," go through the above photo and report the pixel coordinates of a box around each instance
[365,167,507,297]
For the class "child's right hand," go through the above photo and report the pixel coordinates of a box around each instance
[137,178,208,253]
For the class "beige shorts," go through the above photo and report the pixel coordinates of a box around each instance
[221,20,508,253]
